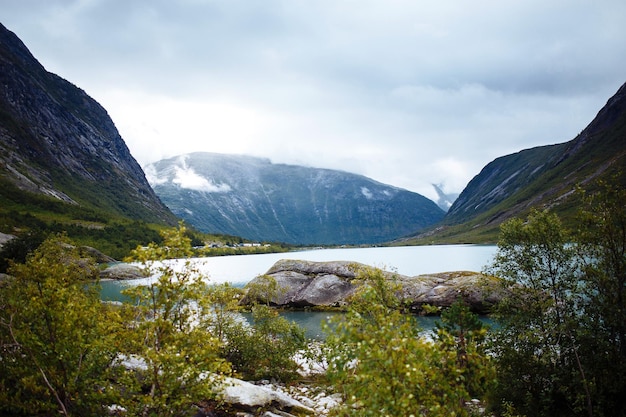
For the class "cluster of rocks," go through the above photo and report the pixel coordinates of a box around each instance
[244,259,504,314]
[99,263,148,280]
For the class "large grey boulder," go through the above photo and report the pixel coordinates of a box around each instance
[100,263,149,280]
[395,271,504,313]
[252,259,364,308]
[246,259,503,314]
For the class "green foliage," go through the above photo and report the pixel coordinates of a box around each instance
[207,282,245,342]
[0,223,308,416]
[575,180,626,416]
[487,209,590,417]
[323,267,486,416]
[245,274,282,305]
[435,299,494,399]
[213,274,307,381]
[0,176,167,260]
[220,304,306,381]
[0,234,121,416]
[0,228,48,273]
[488,193,626,417]
[120,223,230,416]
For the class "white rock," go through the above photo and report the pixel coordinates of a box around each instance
[219,377,315,415]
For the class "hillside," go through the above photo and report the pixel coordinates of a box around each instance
[147,152,445,245]
[0,23,177,256]
[403,81,626,243]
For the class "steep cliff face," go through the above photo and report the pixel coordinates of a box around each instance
[0,23,174,223]
[440,81,626,235]
[147,152,445,245]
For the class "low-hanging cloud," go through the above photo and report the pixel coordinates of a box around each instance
[2,0,625,200]
[172,166,232,193]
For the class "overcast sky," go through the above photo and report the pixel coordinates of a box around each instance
[3,1,626,199]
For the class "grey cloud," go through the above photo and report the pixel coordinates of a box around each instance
[2,0,625,197]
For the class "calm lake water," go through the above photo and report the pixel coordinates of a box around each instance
[100,244,498,338]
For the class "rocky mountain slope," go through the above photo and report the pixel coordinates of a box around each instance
[0,23,174,224]
[147,152,445,245]
[406,81,626,243]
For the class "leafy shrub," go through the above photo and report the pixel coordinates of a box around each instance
[221,304,306,381]
[0,234,121,416]
[322,267,485,416]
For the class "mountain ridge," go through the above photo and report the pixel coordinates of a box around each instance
[147,152,445,245]
[404,81,626,243]
[0,22,175,223]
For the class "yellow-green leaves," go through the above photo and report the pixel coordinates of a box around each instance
[323,266,486,416]
[0,234,120,416]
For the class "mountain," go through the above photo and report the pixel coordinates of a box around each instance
[406,82,626,243]
[0,23,175,224]
[147,153,445,245]
[431,183,459,211]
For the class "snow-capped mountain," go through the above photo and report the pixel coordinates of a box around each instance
[147,153,445,245]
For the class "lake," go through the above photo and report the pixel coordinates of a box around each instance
[100,244,498,338]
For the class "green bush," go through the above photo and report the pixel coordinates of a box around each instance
[221,304,306,381]
[322,267,486,416]
[0,234,121,416]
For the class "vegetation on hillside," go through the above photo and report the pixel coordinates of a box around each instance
[0,177,290,269]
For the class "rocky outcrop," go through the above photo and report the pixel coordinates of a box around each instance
[245,259,503,314]
[216,377,316,415]
[0,232,16,248]
[100,263,148,281]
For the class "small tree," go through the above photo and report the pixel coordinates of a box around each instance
[222,275,306,381]
[0,234,120,416]
[208,282,245,342]
[120,223,230,416]
[323,266,481,416]
[221,304,306,381]
[487,209,591,417]
[244,274,281,305]
[435,298,494,401]
[575,181,626,416]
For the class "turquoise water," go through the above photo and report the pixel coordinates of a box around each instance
[276,311,495,340]
[99,245,498,338]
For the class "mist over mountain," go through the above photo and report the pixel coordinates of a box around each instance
[431,184,459,211]
[147,153,445,245]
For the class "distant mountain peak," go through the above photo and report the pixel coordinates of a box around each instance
[431,183,459,212]
[148,152,445,245]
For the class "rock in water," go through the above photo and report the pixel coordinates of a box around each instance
[245,259,504,314]
[100,263,148,280]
